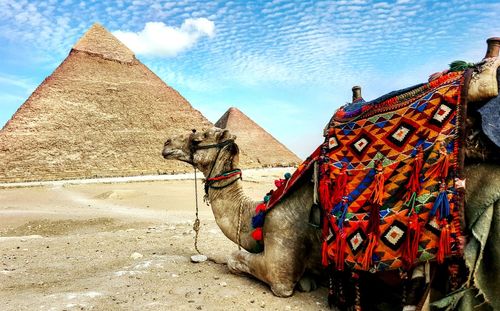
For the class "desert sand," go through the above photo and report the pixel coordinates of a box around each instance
[0,168,328,311]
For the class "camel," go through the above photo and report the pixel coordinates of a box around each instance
[162,40,500,309]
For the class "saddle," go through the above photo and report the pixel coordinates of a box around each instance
[319,71,466,273]
[253,71,467,274]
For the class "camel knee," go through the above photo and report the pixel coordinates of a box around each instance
[227,251,248,275]
[270,283,294,297]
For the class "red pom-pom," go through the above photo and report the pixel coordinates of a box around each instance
[274,179,285,188]
[255,203,266,213]
[251,228,263,241]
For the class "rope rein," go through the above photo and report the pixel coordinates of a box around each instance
[193,167,201,255]
[236,201,243,251]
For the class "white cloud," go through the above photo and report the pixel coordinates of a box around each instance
[112,18,215,57]
[0,74,36,94]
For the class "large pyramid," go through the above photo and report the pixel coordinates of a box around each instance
[215,107,301,167]
[0,23,212,182]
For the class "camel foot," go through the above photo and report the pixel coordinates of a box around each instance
[297,275,317,292]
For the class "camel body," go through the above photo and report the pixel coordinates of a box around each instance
[162,55,500,307]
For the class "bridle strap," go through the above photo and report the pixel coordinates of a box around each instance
[191,139,235,151]
[205,169,242,193]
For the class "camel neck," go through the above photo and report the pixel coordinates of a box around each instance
[206,176,260,252]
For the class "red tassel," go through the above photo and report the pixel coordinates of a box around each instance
[255,203,266,213]
[437,219,451,264]
[335,229,347,271]
[367,204,380,235]
[322,240,329,267]
[332,163,348,204]
[402,213,421,268]
[370,161,386,206]
[362,233,378,270]
[319,177,333,213]
[368,161,384,235]
[251,228,263,241]
[405,147,423,200]
[426,145,450,180]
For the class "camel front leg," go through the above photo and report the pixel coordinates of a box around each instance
[227,249,302,297]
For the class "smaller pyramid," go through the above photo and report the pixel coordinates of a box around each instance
[215,107,301,167]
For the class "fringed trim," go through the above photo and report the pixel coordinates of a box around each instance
[335,229,347,271]
[402,212,422,268]
[362,233,378,270]
[402,192,422,268]
[431,181,452,263]
[405,146,424,200]
[368,161,385,235]
[319,162,333,212]
[437,219,451,264]
[333,196,349,228]
[332,162,348,205]
[322,240,329,267]
[426,145,450,181]
[430,182,450,220]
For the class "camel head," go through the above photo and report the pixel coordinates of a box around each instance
[162,127,239,173]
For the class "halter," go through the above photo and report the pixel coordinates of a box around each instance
[188,131,241,196]
[205,169,242,193]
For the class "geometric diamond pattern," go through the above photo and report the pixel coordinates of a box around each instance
[328,135,339,149]
[381,220,407,251]
[384,119,418,150]
[349,131,375,159]
[429,101,454,127]
[347,227,367,256]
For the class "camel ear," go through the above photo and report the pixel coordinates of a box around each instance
[219,129,235,141]
[190,130,204,143]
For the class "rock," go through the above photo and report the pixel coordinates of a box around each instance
[130,252,143,260]
[260,302,266,308]
[190,254,207,263]
[219,281,227,287]
[213,276,220,280]
[297,277,312,292]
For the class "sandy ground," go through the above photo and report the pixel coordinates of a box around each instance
[0,168,328,311]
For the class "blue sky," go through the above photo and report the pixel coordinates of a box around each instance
[1,0,499,158]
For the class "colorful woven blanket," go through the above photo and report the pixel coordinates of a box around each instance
[321,71,466,272]
[252,71,467,274]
